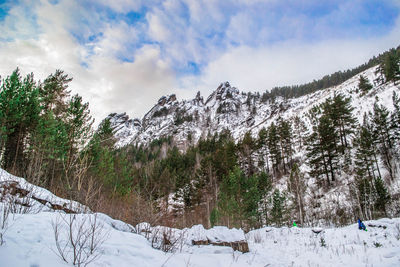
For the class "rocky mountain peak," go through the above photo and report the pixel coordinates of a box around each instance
[158,94,177,106]
[101,66,390,152]
[106,112,142,147]
[205,81,240,105]
[191,91,204,106]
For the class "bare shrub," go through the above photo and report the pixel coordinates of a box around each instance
[395,223,400,241]
[256,231,263,243]
[51,213,108,266]
[148,226,187,253]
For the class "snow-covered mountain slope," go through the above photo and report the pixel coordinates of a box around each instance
[1,168,400,267]
[106,66,398,149]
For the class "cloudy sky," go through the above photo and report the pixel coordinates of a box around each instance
[1,0,400,123]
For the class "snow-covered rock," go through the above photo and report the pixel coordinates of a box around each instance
[104,66,398,151]
[0,168,87,213]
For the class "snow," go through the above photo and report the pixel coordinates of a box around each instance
[1,168,400,266]
[2,210,400,266]
[0,168,87,213]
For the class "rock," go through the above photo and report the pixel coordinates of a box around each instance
[192,239,249,253]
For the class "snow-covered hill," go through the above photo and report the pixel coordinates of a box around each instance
[106,66,398,149]
[1,168,400,267]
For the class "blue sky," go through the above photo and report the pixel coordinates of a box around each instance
[0,0,399,121]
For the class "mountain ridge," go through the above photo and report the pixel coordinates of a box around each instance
[105,65,395,150]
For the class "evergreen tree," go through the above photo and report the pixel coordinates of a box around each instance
[318,114,339,183]
[374,177,390,216]
[63,94,94,189]
[39,69,72,116]
[28,110,69,186]
[327,93,356,150]
[0,69,40,174]
[371,101,395,180]
[375,48,400,84]
[391,91,400,145]
[292,116,307,150]
[277,117,293,172]
[257,127,269,172]
[358,75,373,94]
[353,115,383,220]
[267,122,281,175]
[354,116,381,181]
[306,113,339,186]
[271,189,286,226]
[215,167,270,228]
[238,131,256,176]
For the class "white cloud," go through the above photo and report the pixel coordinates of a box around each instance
[95,0,148,13]
[179,22,400,96]
[0,0,177,124]
[1,0,399,124]
[83,45,176,121]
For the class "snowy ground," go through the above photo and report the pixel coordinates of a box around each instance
[1,211,400,267]
[1,169,400,267]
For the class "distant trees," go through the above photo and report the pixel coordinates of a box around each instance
[261,45,400,102]
[375,48,400,84]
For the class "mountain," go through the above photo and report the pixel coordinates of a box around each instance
[101,64,400,228]
[105,65,396,150]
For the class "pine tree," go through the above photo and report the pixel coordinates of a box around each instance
[354,116,381,181]
[376,49,400,84]
[318,114,339,183]
[28,110,69,186]
[292,116,307,149]
[257,127,269,172]
[374,177,390,216]
[353,115,384,219]
[328,93,356,150]
[271,189,285,226]
[277,117,293,172]
[0,69,40,174]
[358,75,373,94]
[267,122,281,175]
[391,91,400,146]
[371,101,395,180]
[306,113,339,186]
[39,70,72,116]
[238,131,256,176]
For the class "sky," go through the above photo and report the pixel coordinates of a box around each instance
[0,0,400,123]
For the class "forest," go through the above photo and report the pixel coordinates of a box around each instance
[0,46,399,231]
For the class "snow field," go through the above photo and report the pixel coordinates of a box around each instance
[1,168,400,266]
[1,209,400,266]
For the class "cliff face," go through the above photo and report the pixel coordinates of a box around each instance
[104,66,396,150]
